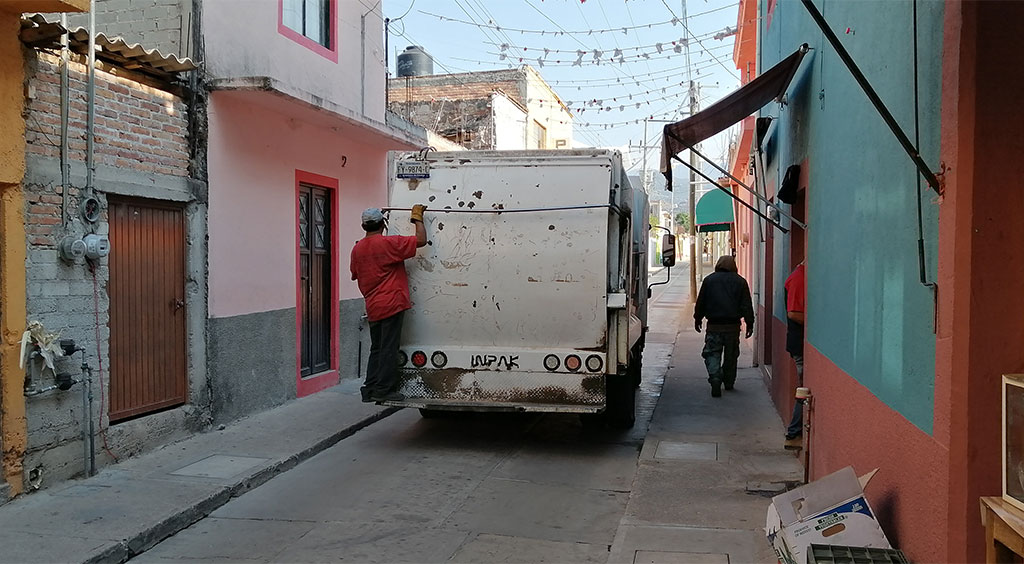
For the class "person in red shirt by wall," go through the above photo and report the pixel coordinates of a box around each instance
[350,205,427,403]
[783,262,806,449]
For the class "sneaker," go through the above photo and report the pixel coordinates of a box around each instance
[372,391,406,403]
[784,436,803,450]
[710,379,722,398]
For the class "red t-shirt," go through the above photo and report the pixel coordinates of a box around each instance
[349,235,418,322]
[785,263,806,314]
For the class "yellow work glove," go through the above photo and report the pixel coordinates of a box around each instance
[410,204,426,223]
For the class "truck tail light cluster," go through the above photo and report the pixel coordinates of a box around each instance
[564,355,582,372]
[401,350,446,369]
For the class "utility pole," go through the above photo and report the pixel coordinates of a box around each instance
[683,0,698,302]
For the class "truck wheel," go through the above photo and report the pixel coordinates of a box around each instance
[419,408,442,419]
[606,374,636,429]
[629,347,643,388]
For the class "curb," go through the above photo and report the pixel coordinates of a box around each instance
[85,406,401,564]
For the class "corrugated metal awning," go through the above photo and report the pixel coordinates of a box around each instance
[20,14,197,81]
[660,44,808,190]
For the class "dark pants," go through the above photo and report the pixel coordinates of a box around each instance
[701,330,740,386]
[363,311,404,398]
[785,354,805,439]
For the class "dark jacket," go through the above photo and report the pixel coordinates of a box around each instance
[694,271,755,328]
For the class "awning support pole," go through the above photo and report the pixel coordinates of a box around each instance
[671,154,789,234]
[800,0,941,194]
[683,138,808,230]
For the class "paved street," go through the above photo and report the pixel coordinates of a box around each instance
[121,264,800,564]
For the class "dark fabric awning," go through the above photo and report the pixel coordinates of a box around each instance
[660,44,808,190]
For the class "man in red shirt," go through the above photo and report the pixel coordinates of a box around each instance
[783,262,806,449]
[350,205,427,403]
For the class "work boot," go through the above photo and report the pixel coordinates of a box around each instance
[784,436,803,451]
[360,386,373,403]
[710,378,722,398]
[724,381,735,391]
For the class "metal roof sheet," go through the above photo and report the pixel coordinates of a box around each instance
[20,14,197,80]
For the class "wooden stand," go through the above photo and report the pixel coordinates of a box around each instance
[980,496,1024,563]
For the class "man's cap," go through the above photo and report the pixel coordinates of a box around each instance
[361,208,384,224]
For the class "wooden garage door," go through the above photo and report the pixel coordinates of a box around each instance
[108,198,187,421]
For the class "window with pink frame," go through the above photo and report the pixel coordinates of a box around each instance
[280,0,338,62]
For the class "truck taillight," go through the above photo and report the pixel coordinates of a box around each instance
[430,351,447,368]
[411,351,427,367]
[397,351,408,366]
[565,355,582,372]
[543,355,560,371]
[585,355,603,372]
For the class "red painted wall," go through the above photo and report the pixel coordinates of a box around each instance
[937,3,1024,561]
[806,345,948,562]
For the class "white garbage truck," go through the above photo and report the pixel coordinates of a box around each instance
[383,149,653,427]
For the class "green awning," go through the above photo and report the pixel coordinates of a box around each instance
[695,188,734,233]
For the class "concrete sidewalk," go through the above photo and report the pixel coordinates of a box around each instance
[609,298,803,563]
[0,381,397,564]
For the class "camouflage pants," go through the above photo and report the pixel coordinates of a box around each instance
[701,330,740,386]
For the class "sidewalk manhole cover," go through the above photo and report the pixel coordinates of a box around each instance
[634,550,729,563]
[654,441,718,461]
[170,455,269,478]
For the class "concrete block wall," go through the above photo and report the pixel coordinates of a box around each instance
[42,0,193,59]
[20,50,206,489]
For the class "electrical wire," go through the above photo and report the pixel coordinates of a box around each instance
[660,0,740,80]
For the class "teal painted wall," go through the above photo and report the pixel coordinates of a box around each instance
[760,0,942,433]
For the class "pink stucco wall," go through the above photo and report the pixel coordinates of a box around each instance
[207,91,395,318]
[203,0,386,121]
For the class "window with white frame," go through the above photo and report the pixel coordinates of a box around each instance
[283,0,331,48]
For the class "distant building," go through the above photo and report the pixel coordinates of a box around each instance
[388,64,573,150]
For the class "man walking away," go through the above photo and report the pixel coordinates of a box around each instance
[694,255,755,397]
[350,205,427,403]
[784,262,806,449]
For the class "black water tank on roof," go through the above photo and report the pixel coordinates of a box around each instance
[397,45,433,77]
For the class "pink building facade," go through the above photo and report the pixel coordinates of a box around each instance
[202,0,426,421]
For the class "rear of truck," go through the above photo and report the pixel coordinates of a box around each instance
[384,149,646,426]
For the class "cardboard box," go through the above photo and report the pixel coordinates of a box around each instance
[765,466,891,564]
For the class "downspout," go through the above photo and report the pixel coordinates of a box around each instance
[60,14,69,226]
[85,2,96,197]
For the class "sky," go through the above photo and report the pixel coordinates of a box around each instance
[382,0,746,210]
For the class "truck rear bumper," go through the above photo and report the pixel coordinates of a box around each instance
[381,397,603,413]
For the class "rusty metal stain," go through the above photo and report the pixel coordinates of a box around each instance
[581,375,604,395]
[440,260,470,269]
[415,257,435,272]
[527,277,540,282]
[448,282,468,287]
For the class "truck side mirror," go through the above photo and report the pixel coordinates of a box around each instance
[661,234,676,267]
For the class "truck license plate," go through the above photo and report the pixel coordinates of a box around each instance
[396,160,430,179]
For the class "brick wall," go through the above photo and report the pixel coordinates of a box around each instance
[19,49,196,486]
[25,53,189,182]
[43,0,192,59]
[388,97,495,150]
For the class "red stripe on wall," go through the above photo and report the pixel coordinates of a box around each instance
[804,344,948,563]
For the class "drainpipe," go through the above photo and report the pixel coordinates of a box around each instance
[85,1,96,196]
[60,13,69,226]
